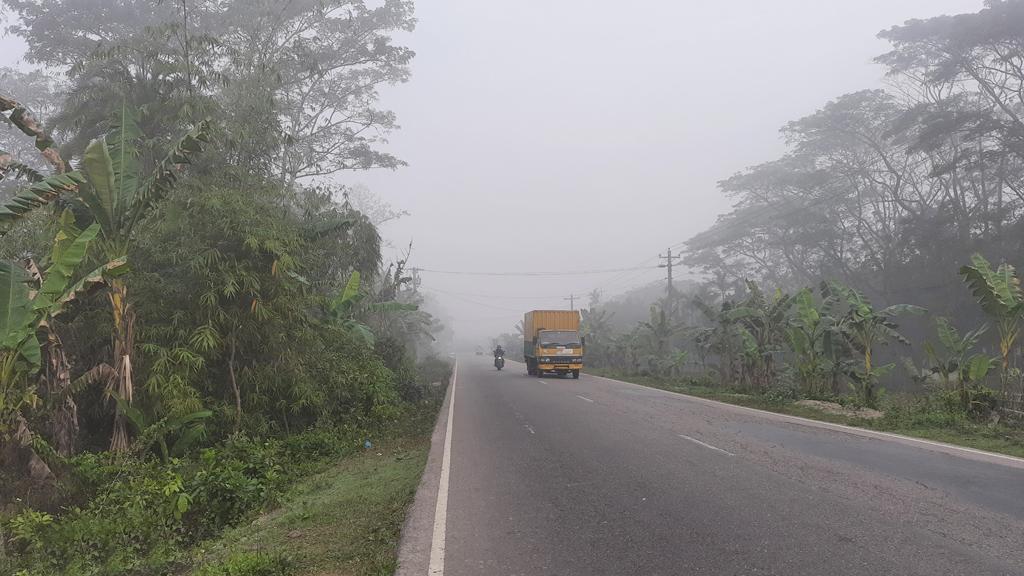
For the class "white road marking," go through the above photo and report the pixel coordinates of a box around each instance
[537,379,548,385]
[678,434,735,456]
[428,361,457,575]
[525,424,536,434]
[576,394,595,403]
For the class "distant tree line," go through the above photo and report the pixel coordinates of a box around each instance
[573,2,1024,417]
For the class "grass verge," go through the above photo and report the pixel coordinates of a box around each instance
[192,436,429,576]
[589,369,1024,459]
[190,400,442,576]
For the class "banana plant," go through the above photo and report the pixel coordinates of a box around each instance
[693,298,742,386]
[0,94,67,174]
[637,304,686,376]
[728,280,794,390]
[327,271,417,346]
[960,253,1024,396]
[114,396,212,463]
[924,317,997,411]
[786,288,830,397]
[0,95,80,227]
[75,105,210,451]
[0,222,126,473]
[828,282,925,407]
[924,317,988,389]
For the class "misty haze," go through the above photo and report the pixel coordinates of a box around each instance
[1,1,1024,575]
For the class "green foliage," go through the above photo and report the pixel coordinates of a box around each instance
[188,439,283,539]
[635,303,686,377]
[0,172,86,227]
[826,282,925,407]
[786,287,838,397]
[693,298,743,386]
[0,221,123,441]
[960,253,1024,395]
[0,0,432,572]
[328,270,377,345]
[6,433,292,574]
[76,106,211,256]
[923,317,998,411]
[729,279,794,389]
[116,396,213,462]
[6,509,53,553]
[195,551,295,576]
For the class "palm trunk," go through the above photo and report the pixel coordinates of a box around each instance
[42,326,78,457]
[109,278,136,452]
[999,320,1012,398]
[864,347,874,405]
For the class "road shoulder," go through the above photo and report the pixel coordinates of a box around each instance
[395,362,456,575]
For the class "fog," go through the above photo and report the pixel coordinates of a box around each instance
[0,0,984,347]
[350,0,983,346]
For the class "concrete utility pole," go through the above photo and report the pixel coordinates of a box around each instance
[658,248,682,298]
[410,267,421,295]
[564,294,577,310]
[659,248,683,322]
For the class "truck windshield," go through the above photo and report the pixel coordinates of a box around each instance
[539,331,580,347]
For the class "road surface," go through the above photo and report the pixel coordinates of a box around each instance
[402,357,1024,576]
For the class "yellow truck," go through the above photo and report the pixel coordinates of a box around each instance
[523,310,584,378]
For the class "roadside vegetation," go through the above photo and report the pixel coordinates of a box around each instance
[0,1,455,575]
[496,2,1024,459]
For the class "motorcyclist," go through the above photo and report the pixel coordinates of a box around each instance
[493,345,505,358]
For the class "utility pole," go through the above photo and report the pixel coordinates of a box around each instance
[410,267,421,295]
[658,248,683,320]
[658,248,682,298]
[564,293,577,310]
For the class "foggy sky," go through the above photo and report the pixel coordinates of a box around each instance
[0,0,985,347]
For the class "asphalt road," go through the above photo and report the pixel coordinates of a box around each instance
[420,357,1024,576]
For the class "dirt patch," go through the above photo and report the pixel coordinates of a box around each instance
[795,399,883,420]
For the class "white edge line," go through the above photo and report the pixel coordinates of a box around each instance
[428,361,457,575]
[576,394,595,403]
[590,374,1024,468]
[679,434,734,456]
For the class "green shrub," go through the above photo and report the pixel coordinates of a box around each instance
[186,437,283,540]
[10,457,186,575]
[681,373,718,389]
[277,426,362,480]
[376,337,420,402]
[195,551,294,576]
[6,509,54,554]
[881,396,969,429]
[764,382,799,403]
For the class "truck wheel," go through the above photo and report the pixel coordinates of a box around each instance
[572,370,580,379]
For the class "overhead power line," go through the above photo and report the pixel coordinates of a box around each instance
[411,265,660,277]
[418,287,523,313]
[420,286,568,300]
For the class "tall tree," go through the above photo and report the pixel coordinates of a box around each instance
[210,0,416,184]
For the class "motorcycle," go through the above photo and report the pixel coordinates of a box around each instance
[494,355,505,370]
